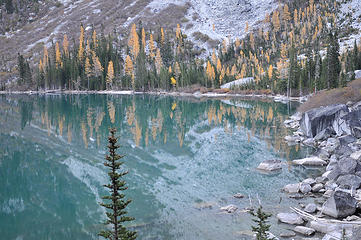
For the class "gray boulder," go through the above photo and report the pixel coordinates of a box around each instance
[314,127,334,141]
[257,160,283,171]
[294,226,315,236]
[339,135,357,146]
[341,107,361,138]
[312,183,324,192]
[300,183,312,194]
[293,156,327,166]
[276,212,304,225]
[300,104,349,138]
[322,190,357,218]
[304,203,317,213]
[336,174,361,189]
[283,183,300,193]
[351,150,361,161]
[338,157,357,174]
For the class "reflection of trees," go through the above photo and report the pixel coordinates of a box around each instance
[9,95,299,159]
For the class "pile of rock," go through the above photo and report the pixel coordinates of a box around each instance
[281,102,361,239]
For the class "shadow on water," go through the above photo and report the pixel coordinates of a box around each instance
[0,94,318,240]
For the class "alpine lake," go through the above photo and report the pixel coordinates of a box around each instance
[0,94,322,240]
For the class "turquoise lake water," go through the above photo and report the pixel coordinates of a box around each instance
[0,94,321,240]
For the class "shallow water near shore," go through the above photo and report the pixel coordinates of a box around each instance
[0,94,320,240]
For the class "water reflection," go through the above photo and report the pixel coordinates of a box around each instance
[0,94,315,240]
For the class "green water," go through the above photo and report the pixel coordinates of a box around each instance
[0,94,319,240]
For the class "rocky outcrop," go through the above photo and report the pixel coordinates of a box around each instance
[322,191,357,218]
[281,101,361,239]
[300,104,349,137]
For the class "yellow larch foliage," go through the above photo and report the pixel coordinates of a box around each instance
[176,24,181,39]
[63,34,69,56]
[125,55,134,76]
[141,28,146,51]
[93,54,103,76]
[245,21,249,33]
[78,25,84,61]
[280,43,288,59]
[318,15,323,32]
[92,30,97,49]
[128,23,140,59]
[39,59,43,72]
[231,64,237,76]
[155,48,163,74]
[168,66,172,74]
[106,61,114,86]
[149,33,155,58]
[171,77,177,86]
[85,57,92,77]
[160,27,165,45]
[86,40,91,56]
[55,42,62,68]
[212,23,215,31]
[240,63,247,78]
[216,58,222,73]
[272,11,280,32]
[268,65,273,79]
[294,9,298,25]
[283,4,291,22]
[219,67,225,85]
[264,30,269,41]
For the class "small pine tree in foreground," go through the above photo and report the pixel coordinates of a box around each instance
[99,128,137,240]
[250,206,274,240]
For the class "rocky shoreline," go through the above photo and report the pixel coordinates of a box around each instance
[276,101,361,239]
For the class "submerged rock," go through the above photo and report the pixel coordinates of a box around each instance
[257,160,283,171]
[220,204,238,213]
[293,156,327,166]
[233,193,244,199]
[276,212,304,225]
[322,190,357,218]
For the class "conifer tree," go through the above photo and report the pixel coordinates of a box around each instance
[250,206,274,240]
[99,128,137,240]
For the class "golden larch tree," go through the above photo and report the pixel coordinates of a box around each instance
[128,23,140,59]
[106,61,114,88]
[55,42,62,68]
[149,33,155,58]
[125,55,134,76]
[78,25,85,61]
[63,34,69,56]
